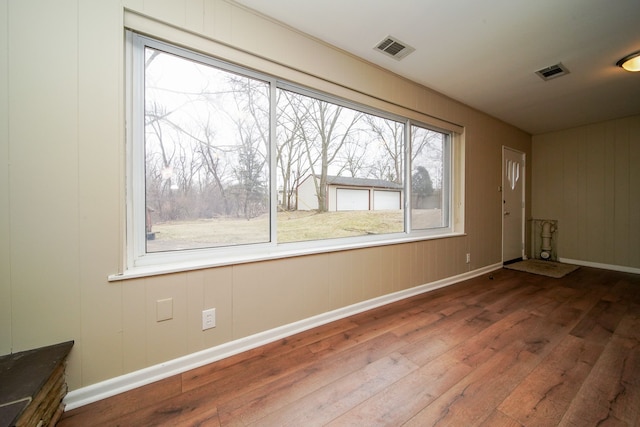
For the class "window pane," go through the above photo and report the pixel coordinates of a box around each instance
[144,48,270,252]
[411,125,448,229]
[276,89,404,243]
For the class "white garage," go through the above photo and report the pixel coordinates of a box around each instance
[297,174,403,211]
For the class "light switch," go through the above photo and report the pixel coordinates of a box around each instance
[156,298,173,322]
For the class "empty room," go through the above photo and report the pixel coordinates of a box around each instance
[1,1,639,425]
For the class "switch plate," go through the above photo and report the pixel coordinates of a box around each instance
[156,298,173,322]
[202,308,216,330]
[466,253,471,263]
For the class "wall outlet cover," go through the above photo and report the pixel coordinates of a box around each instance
[202,308,216,330]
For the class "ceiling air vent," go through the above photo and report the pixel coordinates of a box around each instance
[375,36,415,60]
[535,63,570,81]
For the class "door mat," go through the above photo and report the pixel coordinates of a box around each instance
[504,259,579,278]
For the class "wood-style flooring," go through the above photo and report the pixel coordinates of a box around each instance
[59,266,640,426]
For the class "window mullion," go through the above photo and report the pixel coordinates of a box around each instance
[404,119,412,233]
[130,32,148,266]
[269,80,278,245]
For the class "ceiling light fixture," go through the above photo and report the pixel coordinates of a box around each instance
[616,50,640,72]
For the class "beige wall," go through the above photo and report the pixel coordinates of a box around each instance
[1,0,530,391]
[0,0,9,357]
[532,115,640,269]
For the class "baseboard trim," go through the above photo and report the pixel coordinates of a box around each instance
[64,263,501,411]
[559,258,640,275]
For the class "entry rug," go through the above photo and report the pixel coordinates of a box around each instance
[504,259,579,278]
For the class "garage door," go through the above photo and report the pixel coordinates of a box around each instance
[336,188,369,211]
[374,190,401,210]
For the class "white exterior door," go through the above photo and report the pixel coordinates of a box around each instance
[502,147,525,262]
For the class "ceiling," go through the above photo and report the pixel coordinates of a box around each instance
[232,0,640,135]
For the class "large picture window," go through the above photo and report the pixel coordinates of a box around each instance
[126,33,457,273]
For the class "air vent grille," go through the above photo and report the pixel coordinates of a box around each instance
[535,63,570,81]
[375,36,415,60]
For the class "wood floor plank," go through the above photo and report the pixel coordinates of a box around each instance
[607,275,640,305]
[569,299,628,344]
[216,332,407,425]
[446,289,592,373]
[403,339,541,427]
[347,293,430,324]
[247,352,418,426]
[325,352,473,426]
[401,310,530,365]
[306,304,433,356]
[558,335,640,426]
[99,383,223,427]
[182,345,316,400]
[182,319,359,392]
[57,375,183,427]
[498,335,604,427]
[393,302,489,344]
[397,306,504,367]
[478,410,524,427]
[613,305,640,340]
[445,309,543,368]
[387,309,447,342]
[482,283,547,315]
[558,307,640,427]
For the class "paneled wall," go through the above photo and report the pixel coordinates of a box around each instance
[1,0,530,392]
[532,115,640,269]
[0,0,9,357]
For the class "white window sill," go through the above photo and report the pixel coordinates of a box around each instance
[108,231,466,282]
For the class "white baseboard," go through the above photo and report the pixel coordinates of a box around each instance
[559,258,640,275]
[63,263,502,411]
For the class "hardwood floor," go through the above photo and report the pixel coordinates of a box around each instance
[58,266,640,426]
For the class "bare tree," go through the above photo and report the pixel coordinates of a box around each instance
[336,132,367,178]
[276,90,311,210]
[194,115,232,216]
[364,116,404,183]
[224,76,269,219]
[295,94,362,212]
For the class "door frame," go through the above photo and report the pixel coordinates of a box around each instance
[502,146,526,263]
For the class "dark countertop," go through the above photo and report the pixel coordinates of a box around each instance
[0,341,74,427]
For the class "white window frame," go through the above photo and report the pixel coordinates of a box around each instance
[114,30,463,280]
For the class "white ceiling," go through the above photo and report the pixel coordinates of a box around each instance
[233,0,640,135]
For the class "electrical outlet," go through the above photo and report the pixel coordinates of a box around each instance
[202,308,216,330]
[466,253,471,264]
